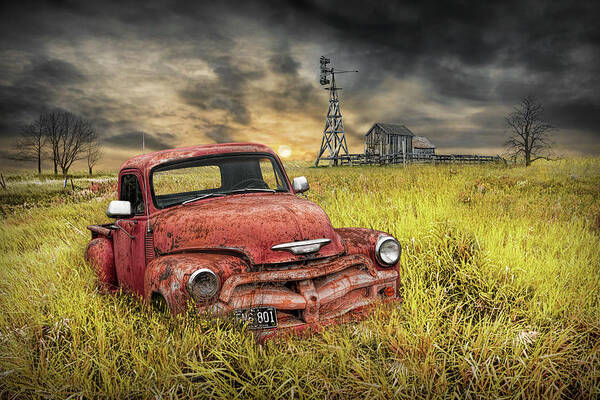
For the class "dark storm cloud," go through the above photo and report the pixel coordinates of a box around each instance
[423,62,493,103]
[178,56,264,125]
[0,58,87,136]
[105,132,177,151]
[280,0,599,73]
[272,0,600,122]
[203,124,235,144]
[263,41,322,114]
[430,127,506,149]
[470,109,508,131]
[295,0,599,144]
[546,98,600,133]
[29,59,86,85]
[269,52,300,76]
[263,79,320,115]
[179,84,251,125]
[0,0,598,158]
[0,85,51,129]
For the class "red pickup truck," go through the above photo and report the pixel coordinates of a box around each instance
[85,143,401,340]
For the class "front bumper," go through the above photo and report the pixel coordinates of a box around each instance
[253,297,402,342]
[203,254,400,338]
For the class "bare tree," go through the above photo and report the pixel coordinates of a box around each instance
[44,111,96,177]
[44,112,63,175]
[505,96,555,166]
[10,115,47,175]
[86,138,103,176]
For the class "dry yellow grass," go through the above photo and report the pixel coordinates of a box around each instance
[0,158,599,398]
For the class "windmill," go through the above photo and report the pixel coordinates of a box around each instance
[315,56,358,166]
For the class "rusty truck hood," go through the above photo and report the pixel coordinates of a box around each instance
[151,193,345,264]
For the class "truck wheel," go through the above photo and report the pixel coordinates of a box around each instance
[151,292,169,313]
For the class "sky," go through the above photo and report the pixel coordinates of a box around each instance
[1,0,599,170]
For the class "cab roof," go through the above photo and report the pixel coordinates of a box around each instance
[120,142,278,172]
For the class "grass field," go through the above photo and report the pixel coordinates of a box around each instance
[0,159,599,399]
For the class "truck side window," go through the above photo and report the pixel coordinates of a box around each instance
[120,174,145,215]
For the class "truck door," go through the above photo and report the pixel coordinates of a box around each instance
[113,170,148,296]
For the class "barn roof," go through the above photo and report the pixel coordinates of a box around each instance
[413,136,436,149]
[366,122,415,137]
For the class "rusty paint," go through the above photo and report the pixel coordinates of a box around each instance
[151,194,344,264]
[87,224,112,238]
[158,265,173,282]
[254,298,402,343]
[335,228,382,265]
[314,267,397,304]
[228,287,307,310]
[296,279,319,323]
[219,254,374,303]
[85,143,403,338]
[85,237,117,289]
[144,253,248,313]
[205,257,397,322]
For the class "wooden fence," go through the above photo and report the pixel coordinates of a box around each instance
[319,153,502,166]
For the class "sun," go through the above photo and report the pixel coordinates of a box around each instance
[277,145,292,158]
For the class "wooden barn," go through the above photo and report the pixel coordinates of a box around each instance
[364,123,414,156]
[413,135,436,156]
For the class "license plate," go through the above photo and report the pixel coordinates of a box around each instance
[234,306,278,329]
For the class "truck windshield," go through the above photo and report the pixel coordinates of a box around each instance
[151,154,289,208]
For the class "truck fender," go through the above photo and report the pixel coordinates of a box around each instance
[144,253,248,313]
[336,228,383,261]
[336,227,402,270]
[85,237,117,289]
[336,228,402,291]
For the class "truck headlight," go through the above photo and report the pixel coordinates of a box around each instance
[187,269,219,301]
[375,235,401,266]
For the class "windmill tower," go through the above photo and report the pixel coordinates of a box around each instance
[315,56,357,166]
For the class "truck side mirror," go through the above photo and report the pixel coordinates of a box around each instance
[106,200,132,218]
[292,176,309,193]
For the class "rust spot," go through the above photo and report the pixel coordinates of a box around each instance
[159,265,173,281]
[87,240,101,250]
